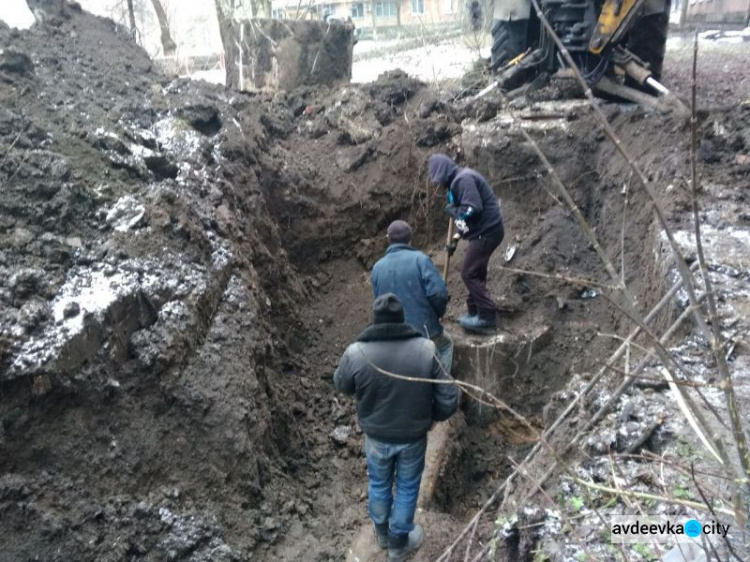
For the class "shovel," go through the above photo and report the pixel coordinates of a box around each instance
[442,218,455,282]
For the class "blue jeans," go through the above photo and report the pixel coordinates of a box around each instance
[431,330,454,376]
[365,435,427,537]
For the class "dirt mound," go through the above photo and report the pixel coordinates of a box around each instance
[0,3,459,560]
[4,2,750,561]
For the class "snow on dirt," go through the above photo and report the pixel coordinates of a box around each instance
[352,31,750,90]
[2,3,750,561]
[353,35,486,84]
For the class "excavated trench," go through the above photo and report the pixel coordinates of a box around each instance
[264,102,679,561]
[5,4,741,561]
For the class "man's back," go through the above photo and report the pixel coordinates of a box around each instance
[371,244,447,339]
[334,319,458,443]
[451,168,503,240]
[334,294,459,558]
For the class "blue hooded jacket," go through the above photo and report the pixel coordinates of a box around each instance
[371,244,448,338]
[428,154,503,240]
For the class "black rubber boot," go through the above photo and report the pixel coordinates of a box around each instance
[374,523,389,549]
[388,525,424,562]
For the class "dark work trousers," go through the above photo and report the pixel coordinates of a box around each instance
[460,224,504,320]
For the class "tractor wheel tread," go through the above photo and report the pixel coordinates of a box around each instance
[490,20,527,71]
[627,2,671,80]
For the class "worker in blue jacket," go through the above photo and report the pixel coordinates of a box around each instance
[371,220,453,374]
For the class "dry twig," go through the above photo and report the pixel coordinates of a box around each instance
[497,266,618,290]
[510,458,599,562]
[688,32,750,502]
[531,0,749,499]
[691,462,746,562]
[573,478,734,516]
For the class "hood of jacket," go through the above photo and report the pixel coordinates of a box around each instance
[428,154,459,186]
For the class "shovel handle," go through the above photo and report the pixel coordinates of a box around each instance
[442,218,455,282]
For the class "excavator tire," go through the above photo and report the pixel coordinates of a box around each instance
[490,19,528,71]
[626,0,671,80]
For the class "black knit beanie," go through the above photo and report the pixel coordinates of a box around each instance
[372,293,405,324]
[386,220,413,244]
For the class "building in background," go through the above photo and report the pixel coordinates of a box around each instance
[271,0,463,38]
[672,0,750,24]
[687,0,749,24]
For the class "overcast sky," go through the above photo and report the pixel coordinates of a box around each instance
[0,0,35,29]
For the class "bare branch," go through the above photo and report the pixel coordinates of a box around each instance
[496,265,618,290]
[510,458,600,562]
[690,462,747,562]
[573,478,735,516]
[0,131,22,170]
[436,270,699,561]
[689,31,750,500]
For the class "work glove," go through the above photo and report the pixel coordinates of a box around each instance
[445,233,461,256]
[455,219,468,234]
[445,239,458,256]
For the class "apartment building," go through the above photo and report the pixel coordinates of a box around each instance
[271,0,462,34]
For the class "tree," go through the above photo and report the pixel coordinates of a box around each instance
[126,0,138,40]
[679,0,689,27]
[215,0,270,19]
[214,0,230,50]
[370,0,378,39]
[150,0,177,56]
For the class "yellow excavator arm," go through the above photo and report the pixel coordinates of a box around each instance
[589,0,647,54]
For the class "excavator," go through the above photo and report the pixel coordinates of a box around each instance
[482,0,686,113]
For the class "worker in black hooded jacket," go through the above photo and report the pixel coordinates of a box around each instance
[428,154,504,332]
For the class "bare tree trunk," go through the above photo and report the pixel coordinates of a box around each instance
[371,0,378,39]
[680,0,689,28]
[126,0,137,39]
[396,0,401,36]
[744,2,750,27]
[257,0,272,18]
[214,0,232,59]
[214,0,227,35]
[150,0,177,56]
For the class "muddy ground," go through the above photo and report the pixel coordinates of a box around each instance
[1,3,750,561]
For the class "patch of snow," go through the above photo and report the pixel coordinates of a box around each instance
[51,270,126,332]
[669,225,750,271]
[10,266,154,375]
[185,69,226,85]
[105,196,146,232]
[7,252,223,378]
[153,117,204,160]
[129,143,157,159]
[352,39,478,84]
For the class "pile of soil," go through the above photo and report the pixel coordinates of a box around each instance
[2,2,750,561]
[0,3,485,560]
[0,3,445,560]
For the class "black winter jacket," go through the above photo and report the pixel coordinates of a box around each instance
[333,323,459,443]
[428,154,503,240]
